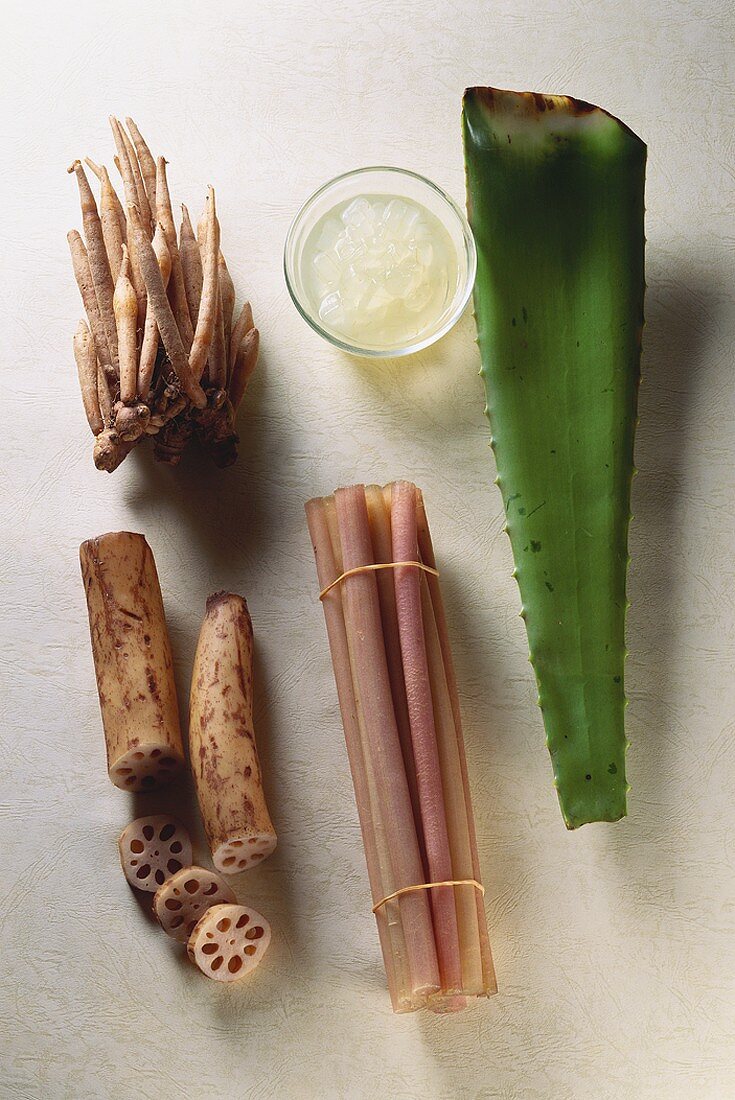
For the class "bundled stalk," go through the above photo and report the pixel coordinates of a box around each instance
[306,482,497,1013]
[67,117,260,472]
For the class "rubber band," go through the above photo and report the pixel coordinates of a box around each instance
[372,878,485,914]
[319,560,440,601]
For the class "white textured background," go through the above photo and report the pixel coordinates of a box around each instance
[1,1,733,1097]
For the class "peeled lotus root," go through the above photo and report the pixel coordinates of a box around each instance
[119,815,192,892]
[153,866,236,943]
[187,903,271,982]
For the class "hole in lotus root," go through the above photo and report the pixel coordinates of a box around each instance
[230,840,244,848]
[211,956,224,971]
[159,824,176,841]
[154,869,165,885]
[117,768,132,776]
[169,841,183,854]
[165,898,182,911]
[245,926,264,940]
[142,826,154,840]
[130,839,144,854]
[151,749,162,758]
[203,883,219,896]
[238,860,247,869]
[170,916,184,929]
[167,860,182,875]
[161,757,177,767]
[132,752,145,760]
[236,913,249,929]
[216,917,231,933]
[141,775,156,788]
[136,864,151,879]
[201,942,219,955]
[248,838,258,845]
[228,956,242,974]
[184,878,199,894]
[252,853,264,861]
[244,945,256,956]
[125,776,136,786]
[222,857,236,867]
[206,931,214,939]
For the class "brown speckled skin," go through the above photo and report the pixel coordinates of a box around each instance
[188,593,276,869]
[80,532,185,789]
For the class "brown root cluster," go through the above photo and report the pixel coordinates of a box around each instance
[68,118,259,472]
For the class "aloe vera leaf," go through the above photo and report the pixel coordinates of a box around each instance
[462,88,646,828]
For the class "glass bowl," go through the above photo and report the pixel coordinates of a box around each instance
[283,166,476,358]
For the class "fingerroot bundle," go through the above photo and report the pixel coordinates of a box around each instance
[67,118,259,472]
[305,482,497,1013]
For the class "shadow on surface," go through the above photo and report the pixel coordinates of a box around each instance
[612,255,724,859]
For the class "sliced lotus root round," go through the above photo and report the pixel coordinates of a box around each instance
[109,744,184,792]
[118,816,192,892]
[187,903,271,982]
[153,866,237,942]
[214,830,277,875]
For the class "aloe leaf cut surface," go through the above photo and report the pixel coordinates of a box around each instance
[463,87,646,828]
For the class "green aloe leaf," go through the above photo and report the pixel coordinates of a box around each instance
[462,87,646,828]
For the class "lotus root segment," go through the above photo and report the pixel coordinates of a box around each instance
[153,866,236,942]
[119,816,192,892]
[189,593,276,873]
[187,903,271,982]
[80,531,185,791]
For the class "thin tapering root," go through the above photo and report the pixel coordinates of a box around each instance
[207,283,228,389]
[229,326,259,413]
[112,117,152,235]
[68,159,118,370]
[121,124,153,235]
[179,204,203,327]
[97,359,113,423]
[87,159,127,251]
[125,117,157,216]
[67,230,114,375]
[124,209,148,327]
[127,203,207,409]
[114,245,139,405]
[189,188,220,382]
[156,157,193,346]
[109,118,141,219]
[97,164,124,281]
[73,320,103,435]
[218,251,235,373]
[229,300,254,371]
[138,223,171,399]
[110,117,147,318]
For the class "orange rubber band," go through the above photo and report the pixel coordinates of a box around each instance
[319,560,439,601]
[372,878,485,914]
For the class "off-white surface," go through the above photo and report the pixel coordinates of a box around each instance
[1,2,733,1097]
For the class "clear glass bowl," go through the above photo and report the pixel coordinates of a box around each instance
[283,167,476,358]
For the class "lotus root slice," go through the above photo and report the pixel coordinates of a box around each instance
[214,831,277,874]
[187,903,271,982]
[153,866,236,942]
[110,743,184,792]
[118,815,192,892]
